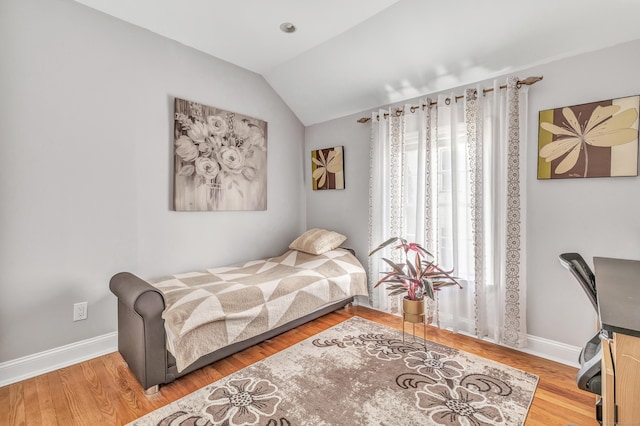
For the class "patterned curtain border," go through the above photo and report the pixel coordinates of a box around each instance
[367,112,377,307]
[422,100,437,323]
[464,87,487,339]
[504,76,524,347]
[423,99,434,254]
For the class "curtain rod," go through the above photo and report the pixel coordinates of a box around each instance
[356,76,543,123]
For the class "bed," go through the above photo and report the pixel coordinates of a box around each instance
[109,230,368,394]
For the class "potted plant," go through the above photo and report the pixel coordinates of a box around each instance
[369,237,461,323]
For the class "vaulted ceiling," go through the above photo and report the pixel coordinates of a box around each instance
[74,0,640,125]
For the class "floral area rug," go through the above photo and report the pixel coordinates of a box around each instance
[129,317,538,426]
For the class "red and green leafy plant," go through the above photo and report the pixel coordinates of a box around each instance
[369,237,461,301]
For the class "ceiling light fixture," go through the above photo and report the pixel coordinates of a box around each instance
[280,22,296,33]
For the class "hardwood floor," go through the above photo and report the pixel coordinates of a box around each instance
[0,306,599,425]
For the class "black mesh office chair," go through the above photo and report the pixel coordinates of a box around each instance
[559,253,602,396]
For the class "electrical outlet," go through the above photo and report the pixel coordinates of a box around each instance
[73,302,88,321]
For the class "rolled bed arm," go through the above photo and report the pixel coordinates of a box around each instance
[109,272,169,393]
[342,247,355,256]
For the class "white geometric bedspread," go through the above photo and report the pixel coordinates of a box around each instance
[150,248,368,372]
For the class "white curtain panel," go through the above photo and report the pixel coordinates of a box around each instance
[368,109,405,313]
[368,76,528,348]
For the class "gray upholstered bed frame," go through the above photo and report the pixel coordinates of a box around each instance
[109,253,356,395]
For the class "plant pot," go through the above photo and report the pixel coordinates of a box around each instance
[402,297,425,324]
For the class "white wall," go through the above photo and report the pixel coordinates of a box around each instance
[524,42,640,345]
[306,39,640,350]
[0,0,305,363]
[304,125,371,268]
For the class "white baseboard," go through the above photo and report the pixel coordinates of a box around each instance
[0,332,118,387]
[520,334,581,368]
[455,330,581,368]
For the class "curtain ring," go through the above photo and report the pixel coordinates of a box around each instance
[410,106,418,113]
[395,109,402,117]
[445,98,451,105]
[516,82,522,89]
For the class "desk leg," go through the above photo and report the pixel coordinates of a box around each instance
[601,336,615,425]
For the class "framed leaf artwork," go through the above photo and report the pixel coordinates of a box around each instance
[311,146,344,190]
[538,95,639,179]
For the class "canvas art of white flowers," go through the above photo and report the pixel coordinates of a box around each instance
[173,98,267,211]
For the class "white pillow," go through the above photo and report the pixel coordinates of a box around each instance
[289,228,347,255]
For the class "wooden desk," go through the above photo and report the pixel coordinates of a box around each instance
[594,257,640,425]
